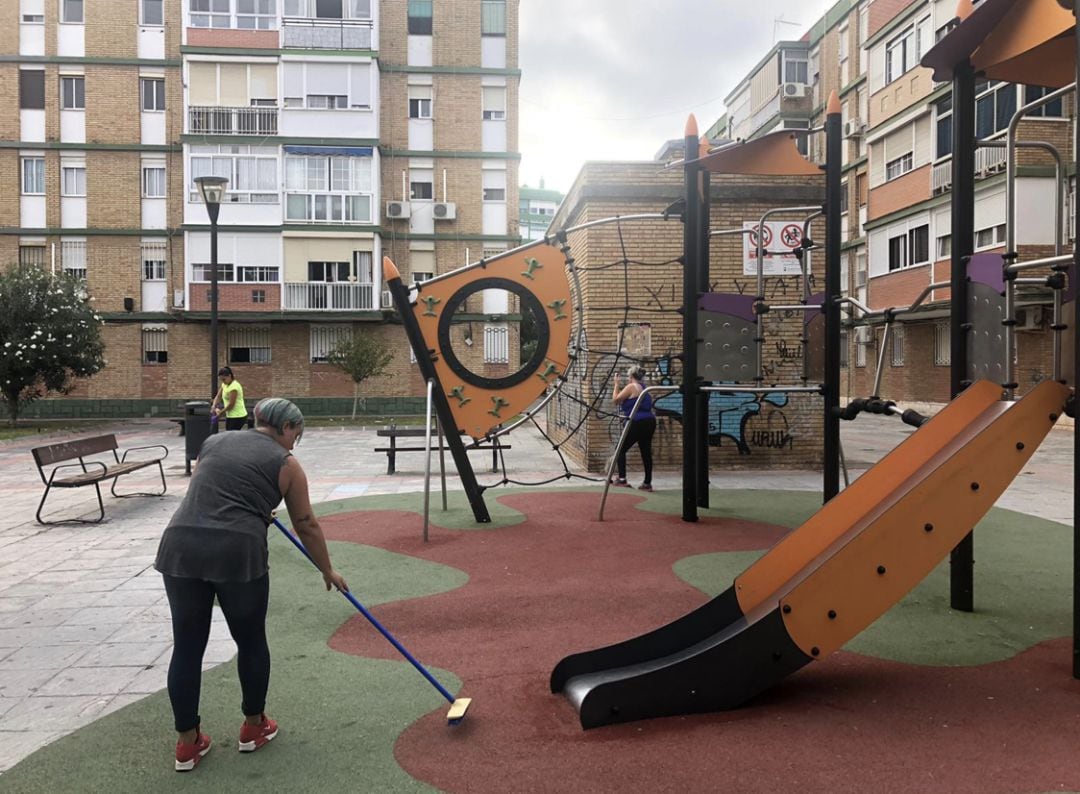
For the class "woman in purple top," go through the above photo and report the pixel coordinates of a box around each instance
[611,365,656,491]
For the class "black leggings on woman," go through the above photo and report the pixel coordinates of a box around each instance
[163,573,270,733]
[617,417,656,484]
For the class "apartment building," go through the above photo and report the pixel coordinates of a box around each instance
[713,0,1068,404]
[1,0,521,418]
[518,181,562,241]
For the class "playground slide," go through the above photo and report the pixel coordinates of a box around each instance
[551,379,1070,729]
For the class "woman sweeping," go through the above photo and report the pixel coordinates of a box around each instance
[155,398,348,772]
[611,365,657,491]
[211,366,248,430]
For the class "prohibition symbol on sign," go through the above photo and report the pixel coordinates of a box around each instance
[780,224,803,249]
[749,225,773,248]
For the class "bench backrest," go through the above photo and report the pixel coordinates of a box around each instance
[32,435,119,468]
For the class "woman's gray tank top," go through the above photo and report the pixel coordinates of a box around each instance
[155,430,289,583]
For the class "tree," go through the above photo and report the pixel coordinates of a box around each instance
[0,264,106,426]
[326,331,394,419]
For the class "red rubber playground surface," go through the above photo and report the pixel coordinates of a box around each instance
[321,490,1080,793]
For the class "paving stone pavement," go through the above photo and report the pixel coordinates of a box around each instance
[0,415,1072,773]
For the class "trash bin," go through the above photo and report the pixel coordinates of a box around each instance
[184,401,214,475]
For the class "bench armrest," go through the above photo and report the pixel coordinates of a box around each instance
[46,460,107,485]
[120,444,170,463]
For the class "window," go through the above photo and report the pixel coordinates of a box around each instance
[975,223,1007,249]
[840,331,849,368]
[141,78,165,112]
[975,80,1018,139]
[21,157,45,195]
[885,152,913,181]
[61,239,86,280]
[409,87,432,119]
[934,321,950,365]
[19,245,47,267]
[237,264,279,282]
[20,70,45,110]
[228,325,271,364]
[783,51,808,84]
[407,0,432,34]
[482,169,506,202]
[308,261,350,282]
[484,325,509,363]
[285,0,370,18]
[890,324,905,367]
[143,326,167,364]
[252,289,266,303]
[412,270,434,283]
[1024,85,1063,118]
[284,152,374,222]
[237,0,276,29]
[481,0,505,35]
[191,0,230,27]
[142,165,166,198]
[61,163,86,197]
[60,76,85,110]
[885,27,913,84]
[61,0,83,23]
[283,62,371,110]
[936,234,951,259]
[482,86,506,120]
[840,180,849,215]
[192,262,235,282]
[888,224,929,270]
[190,145,279,204]
[22,14,45,23]
[935,96,952,159]
[310,324,351,363]
[142,241,167,280]
[855,327,868,367]
[141,0,164,25]
[410,179,433,200]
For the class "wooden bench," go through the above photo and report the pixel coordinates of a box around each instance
[374,426,510,474]
[31,434,169,525]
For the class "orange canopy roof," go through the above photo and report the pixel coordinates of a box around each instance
[922,0,1075,88]
[694,130,822,177]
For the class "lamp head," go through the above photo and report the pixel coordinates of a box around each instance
[194,175,229,206]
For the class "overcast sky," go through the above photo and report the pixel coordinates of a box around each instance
[518,0,839,193]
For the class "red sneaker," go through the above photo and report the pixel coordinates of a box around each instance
[175,731,212,772]
[238,714,278,752]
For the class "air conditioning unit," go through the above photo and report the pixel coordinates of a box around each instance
[381,289,393,309]
[782,82,808,98]
[433,201,456,220]
[843,118,865,138]
[173,289,186,309]
[1016,306,1043,331]
[386,201,411,220]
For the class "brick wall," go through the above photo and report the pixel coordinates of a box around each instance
[187,284,282,312]
[0,67,19,142]
[85,66,141,146]
[87,237,141,313]
[0,2,17,56]
[86,0,137,58]
[868,164,931,221]
[867,0,920,40]
[86,152,141,227]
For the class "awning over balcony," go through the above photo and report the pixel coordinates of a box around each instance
[921,0,1076,88]
[283,145,373,156]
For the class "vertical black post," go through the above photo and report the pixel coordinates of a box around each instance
[681,117,700,522]
[1072,0,1080,679]
[949,59,977,613]
[696,149,711,509]
[823,93,842,503]
[208,204,220,401]
[383,258,491,523]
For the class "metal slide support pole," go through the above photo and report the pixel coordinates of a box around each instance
[1073,0,1080,680]
[950,59,976,613]
[696,164,711,508]
[423,379,433,543]
[386,266,491,523]
[681,123,700,522]
[437,415,447,511]
[823,98,842,503]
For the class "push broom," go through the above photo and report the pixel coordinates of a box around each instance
[270,514,471,725]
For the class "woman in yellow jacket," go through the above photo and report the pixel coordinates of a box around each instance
[212,367,248,431]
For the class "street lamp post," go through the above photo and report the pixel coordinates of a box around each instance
[194,175,229,400]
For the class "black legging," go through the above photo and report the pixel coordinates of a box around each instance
[617,417,656,484]
[225,417,247,431]
[163,573,271,733]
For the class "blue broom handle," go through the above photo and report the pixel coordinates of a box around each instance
[270,517,456,705]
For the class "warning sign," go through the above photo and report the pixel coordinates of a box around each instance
[742,221,804,276]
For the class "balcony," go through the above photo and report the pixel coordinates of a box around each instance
[282,17,373,50]
[188,106,278,136]
[285,192,372,224]
[932,159,952,194]
[284,282,374,311]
